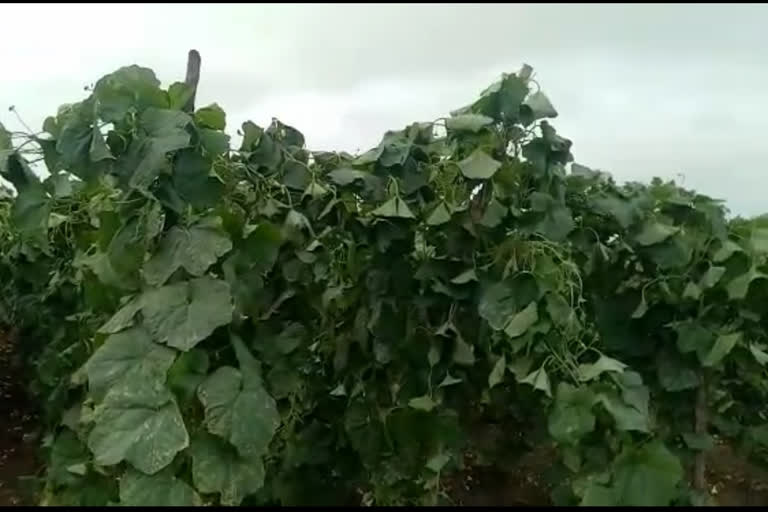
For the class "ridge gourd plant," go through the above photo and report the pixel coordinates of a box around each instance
[1,56,768,506]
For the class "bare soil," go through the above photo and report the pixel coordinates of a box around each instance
[0,328,40,506]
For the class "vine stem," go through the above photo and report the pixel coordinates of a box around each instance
[694,370,709,492]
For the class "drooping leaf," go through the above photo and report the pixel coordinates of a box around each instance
[577,355,627,382]
[520,366,551,398]
[457,149,501,180]
[446,114,494,133]
[371,196,415,219]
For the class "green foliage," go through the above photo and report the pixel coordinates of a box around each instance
[1,60,768,507]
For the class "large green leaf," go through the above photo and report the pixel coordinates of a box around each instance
[119,468,201,506]
[88,378,188,475]
[143,218,232,286]
[577,355,627,382]
[197,337,280,457]
[190,434,265,506]
[101,277,233,351]
[611,441,683,506]
[548,383,596,445]
[85,326,176,400]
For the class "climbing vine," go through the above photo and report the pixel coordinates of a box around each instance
[1,61,768,506]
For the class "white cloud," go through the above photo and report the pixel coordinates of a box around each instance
[1,4,767,214]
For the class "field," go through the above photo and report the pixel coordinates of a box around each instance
[2,56,768,506]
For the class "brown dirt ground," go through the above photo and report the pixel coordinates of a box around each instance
[0,328,40,506]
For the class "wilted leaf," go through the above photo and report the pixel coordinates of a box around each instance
[458,149,501,180]
[577,355,627,382]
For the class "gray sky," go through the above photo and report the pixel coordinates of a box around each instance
[2,3,767,215]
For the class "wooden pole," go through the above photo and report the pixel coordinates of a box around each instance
[183,49,201,113]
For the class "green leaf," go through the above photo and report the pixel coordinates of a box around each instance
[425,453,451,473]
[488,355,506,389]
[682,432,714,452]
[612,441,683,506]
[167,349,210,403]
[520,366,551,398]
[139,277,233,351]
[504,301,538,338]
[168,82,195,110]
[749,343,768,366]
[85,326,176,401]
[597,391,649,432]
[93,65,165,122]
[675,321,713,355]
[713,239,743,262]
[700,266,725,289]
[727,268,768,300]
[191,434,265,506]
[634,221,679,246]
[371,196,415,219]
[457,149,501,180]
[195,103,226,130]
[87,378,188,475]
[143,218,233,286]
[577,355,627,382]
[521,91,558,122]
[119,468,201,506]
[682,282,702,300]
[548,383,595,445]
[451,269,477,285]
[700,332,741,367]
[408,395,437,412]
[631,294,648,319]
[197,351,280,457]
[199,129,230,157]
[437,373,462,387]
[426,202,452,226]
[445,114,494,133]
[657,351,699,391]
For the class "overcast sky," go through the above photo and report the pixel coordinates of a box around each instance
[1,3,767,215]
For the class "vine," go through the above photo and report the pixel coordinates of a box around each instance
[1,58,767,506]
